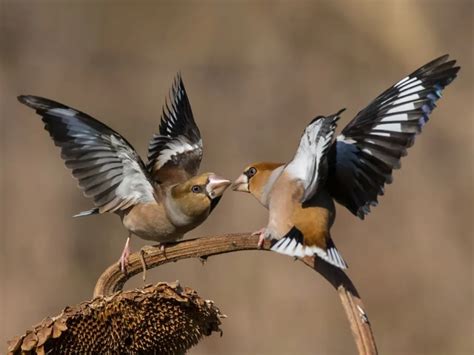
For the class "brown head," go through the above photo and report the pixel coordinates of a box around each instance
[170,173,231,224]
[232,162,284,203]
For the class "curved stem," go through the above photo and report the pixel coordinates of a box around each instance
[94,233,377,355]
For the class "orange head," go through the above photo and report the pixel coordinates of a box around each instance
[232,162,284,202]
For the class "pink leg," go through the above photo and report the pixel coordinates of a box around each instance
[119,235,131,274]
[252,228,266,248]
[159,243,167,258]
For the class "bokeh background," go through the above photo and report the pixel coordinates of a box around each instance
[1,1,473,354]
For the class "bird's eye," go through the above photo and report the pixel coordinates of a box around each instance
[245,167,257,178]
[191,185,202,193]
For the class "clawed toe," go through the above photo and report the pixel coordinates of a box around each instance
[119,251,130,274]
[252,227,266,237]
[252,227,267,248]
[119,236,131,274]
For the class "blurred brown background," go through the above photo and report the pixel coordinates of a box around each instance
[1,1,473,354]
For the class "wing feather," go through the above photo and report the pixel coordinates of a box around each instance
[327,55,460,218]
[285,109,344,203]
[18,95,155,214]
[147,74,202,185]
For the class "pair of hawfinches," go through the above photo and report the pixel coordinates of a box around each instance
[18,55,460,272]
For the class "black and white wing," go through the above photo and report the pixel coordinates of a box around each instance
[18,95,155,216]
[285,110,344,203]
[327,55,460,218]
[147,74,202,186]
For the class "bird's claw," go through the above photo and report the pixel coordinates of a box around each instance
[119,248,130,275]
[251,228,266,237]
[119,236,131,275]
[252,227,267,248]
[159,243,167,259]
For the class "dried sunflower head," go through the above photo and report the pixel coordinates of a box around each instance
[8,282,224,354]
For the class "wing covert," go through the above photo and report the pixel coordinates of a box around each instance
[285,109,343,203]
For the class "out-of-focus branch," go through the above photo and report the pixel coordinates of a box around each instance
[95,233,378,355]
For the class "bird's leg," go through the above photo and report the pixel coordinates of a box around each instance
[156,243,167,259]
[119,234,131,274]
[252,228,267,248]
[145,242,168,258]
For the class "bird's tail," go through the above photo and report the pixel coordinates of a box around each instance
[270,227,347,269]
[73,208,99,218]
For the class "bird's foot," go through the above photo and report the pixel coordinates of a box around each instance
[252,227,267,248]
[119,237,131,275]
[159,243,167,259]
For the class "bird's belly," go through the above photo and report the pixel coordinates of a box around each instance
[292,190,336,248]
[122,203,184,243]
[268,186,335,247]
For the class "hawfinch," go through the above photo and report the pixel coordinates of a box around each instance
[233,55,459,269]
[19,75,231,272]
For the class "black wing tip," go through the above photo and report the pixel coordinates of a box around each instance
[18,95,66,112]
[175,71,184,84]
[17,94,29,104]
[309,108,346,125]
[168,72,189,105]
[433,54,460,68]
[157,72,200,140]
[335,107,346,115]
[172,71,186,95]
[434,54,450,63]
[414,54,460,79]
[332,108,346,122]
[423,54,450,69]
[18,95,43,109]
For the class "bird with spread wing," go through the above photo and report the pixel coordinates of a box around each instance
[19,75,231,273]
[232,55,460,269]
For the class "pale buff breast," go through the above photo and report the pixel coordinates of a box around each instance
[121,202,184,242]
[266,171,301,239]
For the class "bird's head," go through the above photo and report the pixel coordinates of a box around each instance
[232,162,284,201]
[170,173,231,220]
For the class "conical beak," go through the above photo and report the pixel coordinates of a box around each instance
[206,174,231,199]
[231,174,249,192]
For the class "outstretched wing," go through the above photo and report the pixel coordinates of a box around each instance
[285,110,343,203]
[18,95,155,214]
[147,74,202,186]
[327,55,460,218]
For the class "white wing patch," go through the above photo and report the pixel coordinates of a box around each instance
[285,113,340,202]
[147,74,203,182]
[111,135,155,204]
[155,137,202,170]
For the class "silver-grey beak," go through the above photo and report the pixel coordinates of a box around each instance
[231,174,249,192]
[206,174,231,199]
